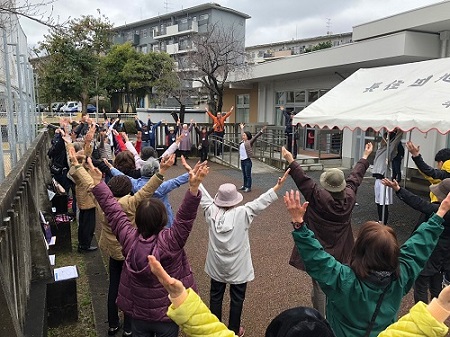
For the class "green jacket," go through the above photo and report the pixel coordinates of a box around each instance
[292,213,445,337]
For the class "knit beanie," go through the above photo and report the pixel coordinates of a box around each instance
[141,158,160,178]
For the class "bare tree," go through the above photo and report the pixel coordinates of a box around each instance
[0,0,66,29]
[186,22,248,113]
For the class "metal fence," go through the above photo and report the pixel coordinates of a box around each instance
[0,13,38,183]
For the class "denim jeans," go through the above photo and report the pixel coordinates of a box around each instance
[241,158,252,189]
[108,258,132,332]
[209,278,247,334]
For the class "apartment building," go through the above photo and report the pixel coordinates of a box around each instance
[245,32,353,64]
[112,3,250,109]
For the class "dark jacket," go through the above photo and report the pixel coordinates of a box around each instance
[135,119,161,142]
[283,108,294,130]
[48,133,69,170]
[411,154,450,180]
[164,125,179,146]
[396,187,450,275]
[195,126,214,147]
[288,158,370,270]
[92,182,200,322]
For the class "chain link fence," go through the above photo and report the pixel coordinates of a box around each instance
[0,13,38,183]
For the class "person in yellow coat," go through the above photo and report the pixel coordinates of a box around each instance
[147,252,450,337]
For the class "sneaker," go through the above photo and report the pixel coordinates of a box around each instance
[122,331,132,337]
[238,327,245,337]
[108,326,120,336]
[443,274,450,289]
[243,188,251,193]
[239,186,245,190]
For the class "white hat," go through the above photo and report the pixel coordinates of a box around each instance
[213,183,243,207]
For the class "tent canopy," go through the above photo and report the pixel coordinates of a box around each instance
[292,57,450,134]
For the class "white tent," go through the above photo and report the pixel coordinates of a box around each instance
[292,57,450,134]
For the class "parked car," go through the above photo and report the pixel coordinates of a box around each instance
[87,104,97,113]
[35,104,48,112]
[61,101,82,114]
[52,102,65,113]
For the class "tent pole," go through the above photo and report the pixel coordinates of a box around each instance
[403,131,412,189]
[381,128,390,225]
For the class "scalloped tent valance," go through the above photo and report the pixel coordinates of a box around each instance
[293,57,450,134]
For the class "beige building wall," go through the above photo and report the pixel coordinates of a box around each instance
[222,84,259,123]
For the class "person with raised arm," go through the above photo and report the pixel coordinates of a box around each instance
[282,142,373,317]
[87,154,208,337]
[283,184,450,337]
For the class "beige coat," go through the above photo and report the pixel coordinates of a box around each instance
[69,165,97,210]
[98,174,164,261]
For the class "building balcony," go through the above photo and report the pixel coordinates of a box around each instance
[166,42,197,55]
[154,21,198,40]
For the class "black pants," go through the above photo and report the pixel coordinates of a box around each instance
[392,157,402,181]
[414,273,442,303]
[108,257,131,332]
[214,131,224,155]
[285,133,298,158]
[209,278,247,334]
[78,207,96,248]
[132,318,178,337]
[200,145,209,162]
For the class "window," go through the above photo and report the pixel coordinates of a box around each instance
[295,91,305,103]
[236,94,250,123]
[276,92,286,105]
[142,45,148,54]
[199,14,209,21]
[308,90,319,103]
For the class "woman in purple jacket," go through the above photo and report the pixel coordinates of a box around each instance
[86,155,209,337]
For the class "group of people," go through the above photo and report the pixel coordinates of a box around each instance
[46,109,450,337]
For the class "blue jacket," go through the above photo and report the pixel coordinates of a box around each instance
[111,167,189,227]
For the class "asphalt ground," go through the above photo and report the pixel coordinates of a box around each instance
[88,158,438,337]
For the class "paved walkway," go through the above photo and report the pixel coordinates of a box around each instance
[86,158,428,337]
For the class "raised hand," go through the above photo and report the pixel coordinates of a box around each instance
[120,132,129,143]
[148,255,185,302]
[406,141,420,157]
[102,158,113,169]
[189,165,209,195]
[159,154,175,174]
[284,190,309,223]
[239,123,245,129]
[68,147,79,166]
[437,190,450,218]
[86,157,103,186]
[381,178,400,191]
[363,142,373,159]
[274,168,291,192]
[282,146,295,164]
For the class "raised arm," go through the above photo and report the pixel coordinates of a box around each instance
[382,178,439,216]
[345,142,372,191]
[222,106,233,120]
[249,125,266,146]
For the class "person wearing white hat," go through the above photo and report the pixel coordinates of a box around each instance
[197,168,290,337]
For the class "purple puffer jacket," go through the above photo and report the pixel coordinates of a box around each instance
[92,182,200,322]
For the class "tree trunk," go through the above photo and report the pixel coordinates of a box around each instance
[179,104,186,124]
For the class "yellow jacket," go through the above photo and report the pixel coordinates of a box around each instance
[98,173,163,261]
[420,159,450,202]
[167,289,237,337]
[379,301,448,337]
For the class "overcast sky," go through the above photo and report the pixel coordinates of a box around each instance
[20,0,446,48]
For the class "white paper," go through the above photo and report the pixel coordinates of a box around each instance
[49,255,55,266]
[49,236,56,246]
[47,189,56,201]
[54,265,78,281]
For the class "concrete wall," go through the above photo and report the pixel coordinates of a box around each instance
[0,131,53,337]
